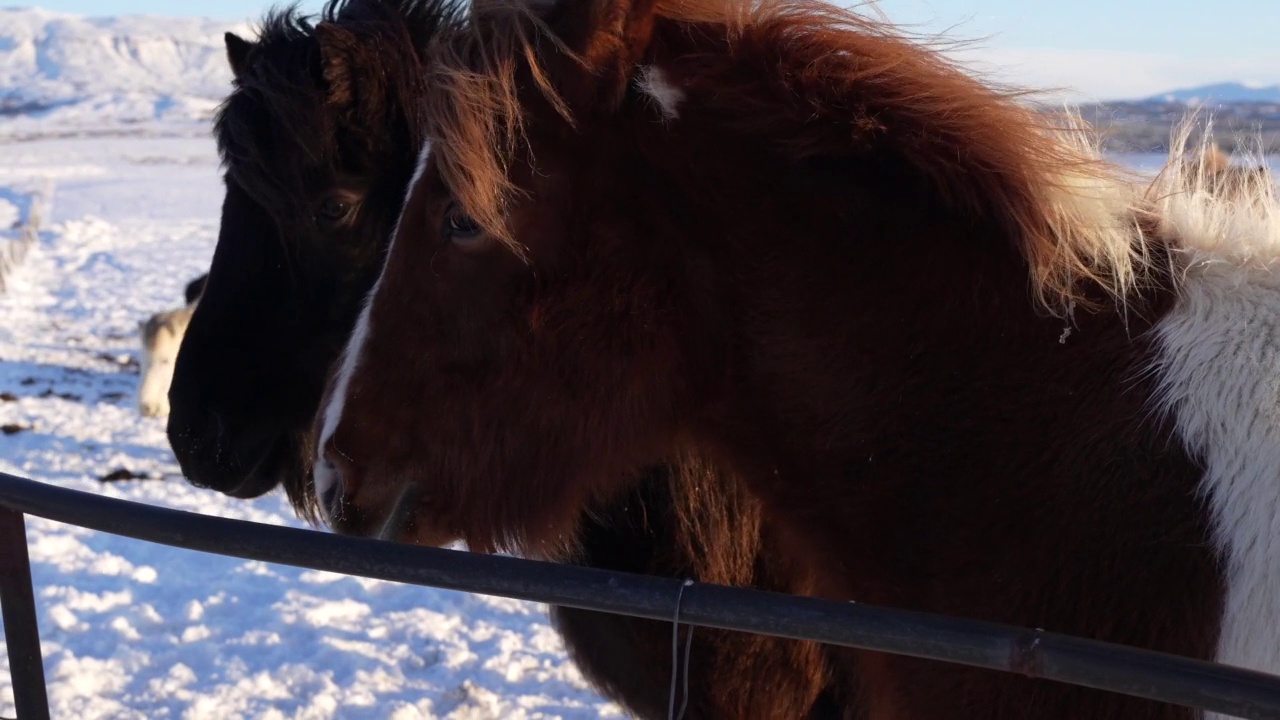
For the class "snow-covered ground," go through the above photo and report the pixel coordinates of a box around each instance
[0,133,622,719]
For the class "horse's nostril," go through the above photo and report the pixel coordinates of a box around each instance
[314,455,346,524]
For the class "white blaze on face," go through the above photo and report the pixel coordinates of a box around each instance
[314,141,434,523]
[137,303,195,418]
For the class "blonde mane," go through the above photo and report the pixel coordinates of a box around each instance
[424,0,1155,314]
[1150,121,1280,279]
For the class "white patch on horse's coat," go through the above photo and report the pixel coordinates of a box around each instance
[137,302,196,418]
[315,141,433,524]
[636,65,683,121]
[1145,128,1280,706]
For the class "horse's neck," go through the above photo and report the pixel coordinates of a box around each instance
[699,196,1180,588]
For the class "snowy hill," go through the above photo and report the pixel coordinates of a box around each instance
[0,7,248,138]
[1146,81,1280,105]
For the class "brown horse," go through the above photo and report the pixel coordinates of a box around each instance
[167,0,836,716]
[315,0,1280,716]
[1181,142,1274,202]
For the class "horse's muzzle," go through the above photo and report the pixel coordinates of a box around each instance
[167,407,284,499]
[314,445,430,544]
[313,454,346,526]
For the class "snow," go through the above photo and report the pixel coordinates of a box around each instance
[0,133,623,717]
[0,8,247,141]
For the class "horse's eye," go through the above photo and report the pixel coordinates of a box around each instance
[316,196,353,225]
[443,209,483,244]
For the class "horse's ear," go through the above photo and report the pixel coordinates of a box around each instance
[1202,144,1231,174]
[544,0,661,113]
[224,32,253,77]
[315,22,357,107]
[184,273,208,305]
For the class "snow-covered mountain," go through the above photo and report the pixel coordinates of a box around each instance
[0,7,249,138]
[1146,81,1280,105]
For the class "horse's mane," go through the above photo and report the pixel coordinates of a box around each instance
[426,0,1148,314]
[1151,121,1280,273]
[213,0,453,210]
[213,5,320,184]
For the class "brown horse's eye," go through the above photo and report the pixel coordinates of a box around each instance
[443,209,483,244]
[316,196,353,226]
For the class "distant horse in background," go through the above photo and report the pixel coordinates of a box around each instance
[1182,142,1274,201]
[137,272,207,418]
[318,0,1280,716]
[164,1,838,716]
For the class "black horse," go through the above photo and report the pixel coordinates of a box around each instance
[166,1,842,717]
[167,0,433,505]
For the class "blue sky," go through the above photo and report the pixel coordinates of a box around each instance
[18,0,326,21]
[16,0,1280,99]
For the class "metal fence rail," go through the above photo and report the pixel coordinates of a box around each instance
[3,470,1280,720]
[0,505,47,720]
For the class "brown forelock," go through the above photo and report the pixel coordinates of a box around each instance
[1199,144,1232,174]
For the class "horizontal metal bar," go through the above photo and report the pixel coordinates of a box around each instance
[0,506,50,720]
[1,470,1278,719]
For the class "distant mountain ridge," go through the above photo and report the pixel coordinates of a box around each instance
[1144,82,1280,105]
[0,7,248,137]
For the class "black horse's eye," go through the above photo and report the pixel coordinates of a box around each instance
[316,196,353,226]
[443,208,483,243]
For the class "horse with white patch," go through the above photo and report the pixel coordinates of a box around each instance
[137,273,206,418]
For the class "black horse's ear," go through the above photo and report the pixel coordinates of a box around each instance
[543,0,660,114]
[224,32,254,77]
[184,273,208,305]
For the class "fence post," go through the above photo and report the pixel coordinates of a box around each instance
[0,507,49,720]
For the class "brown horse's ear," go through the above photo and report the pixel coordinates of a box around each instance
[1201,143,1231,174]
[224,32,253,78]
[315,22,357,107]
[544,0,661,113]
